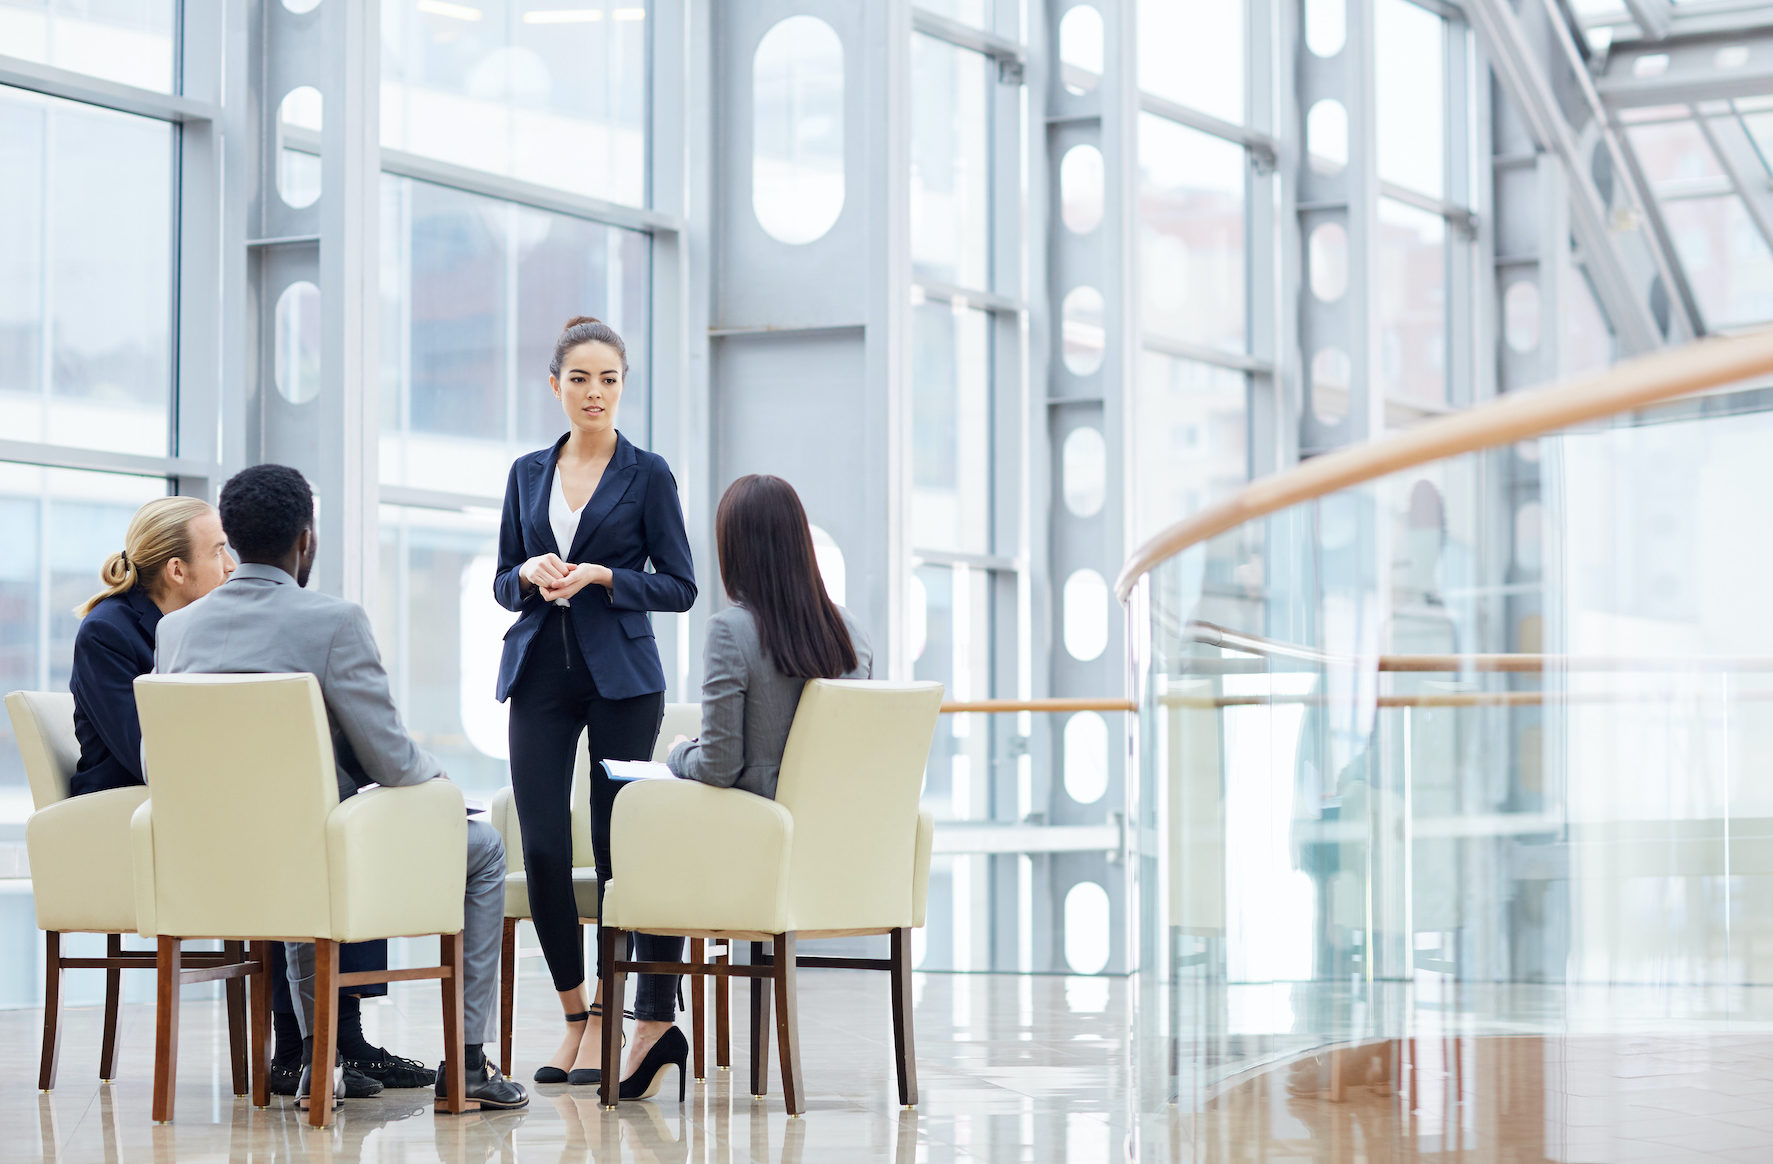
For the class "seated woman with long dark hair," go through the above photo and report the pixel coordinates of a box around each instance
[667,474,872,799]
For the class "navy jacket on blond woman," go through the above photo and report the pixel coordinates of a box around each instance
[493,431,697,702]
[67,586,161,797]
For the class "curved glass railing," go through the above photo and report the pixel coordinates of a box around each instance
[1117,330,1773,1154]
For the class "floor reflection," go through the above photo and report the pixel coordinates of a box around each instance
[1174,1034,1773,1163]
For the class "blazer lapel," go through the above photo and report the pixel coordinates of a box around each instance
[566,432,640,561]
[531,438,566,556]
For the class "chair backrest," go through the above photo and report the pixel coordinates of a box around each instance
[656,703,702,760]
[134,673,341,938]
[774,680,944,932]
[556,704,700,868]
[5,691,80,811]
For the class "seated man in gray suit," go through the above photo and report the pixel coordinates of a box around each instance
[155,464,526,1112]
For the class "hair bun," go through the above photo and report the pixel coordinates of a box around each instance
[102,550,135,587]
[563,315,602,331]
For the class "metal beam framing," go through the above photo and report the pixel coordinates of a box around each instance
[1621,0,1674,41]
[1466,0,1668,352]
[0,53,218,123]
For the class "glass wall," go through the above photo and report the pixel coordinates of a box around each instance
[0,75,178,824]
[380,0,648,206]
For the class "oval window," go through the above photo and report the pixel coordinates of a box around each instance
[273,281,322,405]
[1060,144,1104,234]
[1063,569,1109,661]
[277,86,323,209]
[754,16,845,245]
[1061,426,1106,517]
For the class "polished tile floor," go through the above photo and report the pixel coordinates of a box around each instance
[19,965,1773,1161]
[8,965,1133,1163]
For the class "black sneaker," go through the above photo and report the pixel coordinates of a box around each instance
[345,1047,435,1089]
[434,1059,529,1111]
[272,1061,383,1098]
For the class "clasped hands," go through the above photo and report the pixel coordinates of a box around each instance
[521,553,614,602]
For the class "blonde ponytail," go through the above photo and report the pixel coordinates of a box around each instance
[76,497,215,618]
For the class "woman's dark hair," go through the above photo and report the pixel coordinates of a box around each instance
[219,464,314,560]
[551,315,628,378]
[716,475,857,680]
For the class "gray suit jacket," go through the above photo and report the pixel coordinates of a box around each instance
[154,563,442,799]
[667,605,871,799]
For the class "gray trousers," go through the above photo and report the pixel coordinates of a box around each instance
[285,818,506,1047]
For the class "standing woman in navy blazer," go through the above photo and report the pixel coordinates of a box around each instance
[495,316,697,1089]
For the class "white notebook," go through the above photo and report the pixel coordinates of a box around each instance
[603,760,677,782]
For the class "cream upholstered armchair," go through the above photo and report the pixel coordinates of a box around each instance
[597,680,943,1114]
[490,703,702,1074]
[132,673,471,1127]
[6,690,253,1096]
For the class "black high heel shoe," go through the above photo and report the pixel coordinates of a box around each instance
[564,1002,634,1087]
[619,1025,689,1102]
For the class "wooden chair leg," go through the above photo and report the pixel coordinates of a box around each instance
[39,931,62,1092]
[152,936,182,1123]
[715,943,731,1070]
[773,932,803,1116]
[690,937,706,1081]
[99,934,123,1084]
[248,941,272,1108]
[439,932,467,1115]
[890,927,918,1108]
[598,927,625,1109]
[749,940,771,1099]
[224,940,248,1097]
[500,917,517,1074]
[308,939,340,1128]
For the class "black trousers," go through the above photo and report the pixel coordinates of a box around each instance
[507,605,681,1020]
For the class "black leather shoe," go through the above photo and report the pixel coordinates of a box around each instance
[435,1059,529,1111]
[295,1060,346,1112]
[345,1048,433,1089]
[273,1061,382,1097]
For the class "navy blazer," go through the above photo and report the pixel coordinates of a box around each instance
[68,586,161,797]
[494,432,697,702]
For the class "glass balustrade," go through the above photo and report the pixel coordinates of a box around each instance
[1123,367,1773,1155]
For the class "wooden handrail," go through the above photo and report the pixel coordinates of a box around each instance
[1115,328,1773,602]
[1181,621,1773,674]
[939,698,1137,714]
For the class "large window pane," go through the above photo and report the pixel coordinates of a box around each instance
[1378,198,1447,409]
[0,1,175,92]
[380,0,648,207]
[380,175,651,498]
[0,86,173,458]
[1139,115,1246,355]
[1376,0,1444,199]
[1663,195,1773,328]
[0,463,167,810]
[1627,120,1723,186]
[911,301,992,554]
[376,505,510,800]
[1138,0,1243,126]
[911,35,991,290]
[1133,352,1247,545]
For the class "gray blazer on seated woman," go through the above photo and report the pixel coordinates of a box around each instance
[667,475,871,798]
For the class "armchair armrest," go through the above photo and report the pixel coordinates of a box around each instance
[911,808,934,929]
[606,779,795,934]
[131,798,157,937]
[23,785,149,934]
[327,779,467,942]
